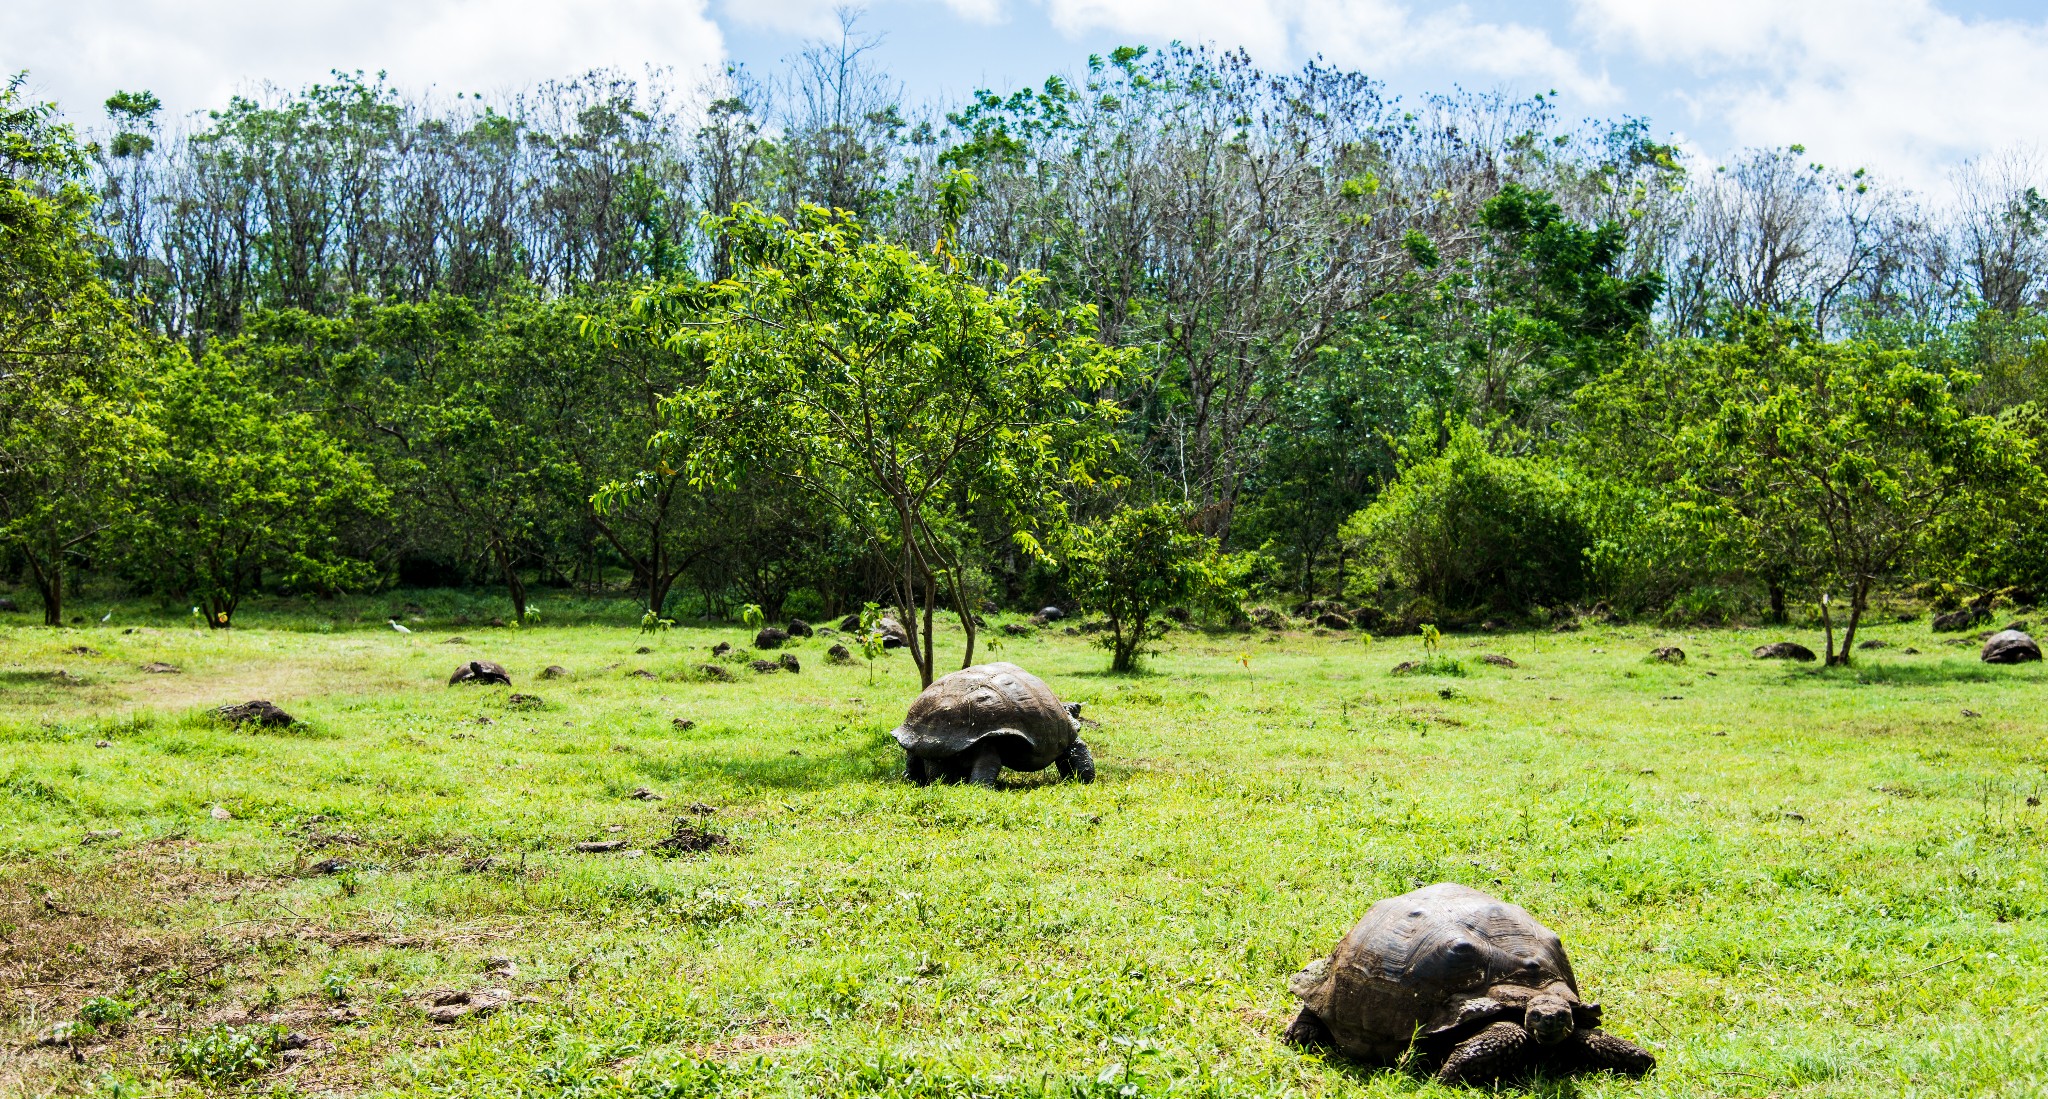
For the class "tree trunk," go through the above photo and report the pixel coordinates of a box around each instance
[495,543,529,623]
[26,554,61,627]
[1767,580,1787,624]
[1819,593,1837,665]
[1837,582,1869,667]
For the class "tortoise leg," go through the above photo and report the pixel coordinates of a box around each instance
[1558,1028,1655,1077]
[967,746,1003,788]
[1280,1005,1334,1049]
[905,754,932,786]
[1436,1021,1531,1085]
[1061,739,1096,783]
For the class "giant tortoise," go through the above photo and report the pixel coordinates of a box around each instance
[891,662,1094,787]
[1284,883,1653,1084]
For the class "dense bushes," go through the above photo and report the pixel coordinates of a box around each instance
[1341,427,1590,615]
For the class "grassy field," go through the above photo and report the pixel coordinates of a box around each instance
[1,603,2043,1098]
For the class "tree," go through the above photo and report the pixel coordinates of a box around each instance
[1340,423,1590,615]
[1067,504,1242,673]
[0,75,157,625]
[125,350,386,626]
[1576,318,2035,663]
[635,194,1125,686]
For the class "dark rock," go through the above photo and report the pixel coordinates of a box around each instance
[826,643,855,665]
[1079,619,1110,634]
[216,700,295,727]
[839,613,863,631]
[449,661,512,686]
[754,627,789,650]
[1751,642,1817,662]
[1001,622,1032,636]
[572,839,629,853]
[1982,629,2043,665]
[1348,606,1386,630]
[651,818,729,856]
[696,664,735,682]
[1250,606,1289,630]
[539,665,567,679]
[1390,661,1420,675]
[2004,620,2030,634]
[1650,646,1686,664]
[778,652,801,674]
[1293,599,1345,618]
[507,693,545,708]
[876,618,910,648]
[1480,653,1518,668]
[749,659,781,674]
[635,645,653,654]
[1932,609,1981,633]
[140,661,180,674]
[671,718,695,730]
[629,786,664,800]
[628,669,656,679]
[711,641,732,656]
[787,618,813,638]
[1857,639,1888,650]
[1314,612,1352,631]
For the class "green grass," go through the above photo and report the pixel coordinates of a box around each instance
[0,609,2043,1097]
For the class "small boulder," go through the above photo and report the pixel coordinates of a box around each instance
[778,652,801,674]
[1349,606,1387,630]
[1390,660,1421,675]
[749,659,781,674]
[423,988,511,1024]
[507,693,545,709]
[1650,646,1686,664]
[1480,653,1518,668]
[711,641,732,656]
[628,669,656,679]
[1751,642,1817,662]
[787,618,813,638]
[1314,612,1352,631]
[826,643,855,665]
[754,627,789,650]
[1857,638,1888,650]
[215,700,295,727]
[1001,622,1032,636]
[1932,609,1981,633]
[572,839,629,854]
[140,661,181,674]
[671,717,695,730]
[1982,629,2042,665]
[838,612,863,631]
[876,618,910,648]
[635,645,653,654]
[696,664,735,682]
[1251,606,1289,630]
[449,661,512,686]
[443,636,468,645]
[539,665,567,679]
[628,786,664,801]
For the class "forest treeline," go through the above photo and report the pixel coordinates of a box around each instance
[6,30,2048,667]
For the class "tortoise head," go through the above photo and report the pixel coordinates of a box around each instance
[1064,701,1083,721]
[1524,992,1574,1045]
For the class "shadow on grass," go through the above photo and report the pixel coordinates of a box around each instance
[1315,1056,1590,1097]
[1801,661,2016,687]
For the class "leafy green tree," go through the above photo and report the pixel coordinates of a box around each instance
[125,350,387,626]
[634,194,1125,686]
[1067,504,1244,673]
[1341,423,1590,615]
[1577,318,2036,663]
[0,75,157,624]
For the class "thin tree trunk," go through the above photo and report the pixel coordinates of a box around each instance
[495,543,529,623]
[25,553,61,627]
[1838,582,1869,667]
[1768,580,1787,624]
[1819,593,1837,665]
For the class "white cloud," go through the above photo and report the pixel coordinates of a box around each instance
[2,0,727,124]
[1575,0,2048,191]
[1041,0,1616,103]
[720,0,1003,36]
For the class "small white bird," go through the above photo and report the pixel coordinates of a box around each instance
[388,619,412,634]
[99,611,112,624]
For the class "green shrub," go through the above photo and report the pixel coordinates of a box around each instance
[1342,425,1589,613]
[77,996,135,1028]
[167,1023,288,1083]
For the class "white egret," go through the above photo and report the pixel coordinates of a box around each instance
[388,619,412,634]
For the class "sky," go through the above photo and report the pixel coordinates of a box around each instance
[7,0,2047,194]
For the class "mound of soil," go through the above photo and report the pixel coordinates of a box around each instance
[215,700,295,727]
[1751,642,1817,661]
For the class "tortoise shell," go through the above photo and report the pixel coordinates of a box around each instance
[891,662,1078,772]
[449,660,512,686]
[1289,883,1593,1063]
